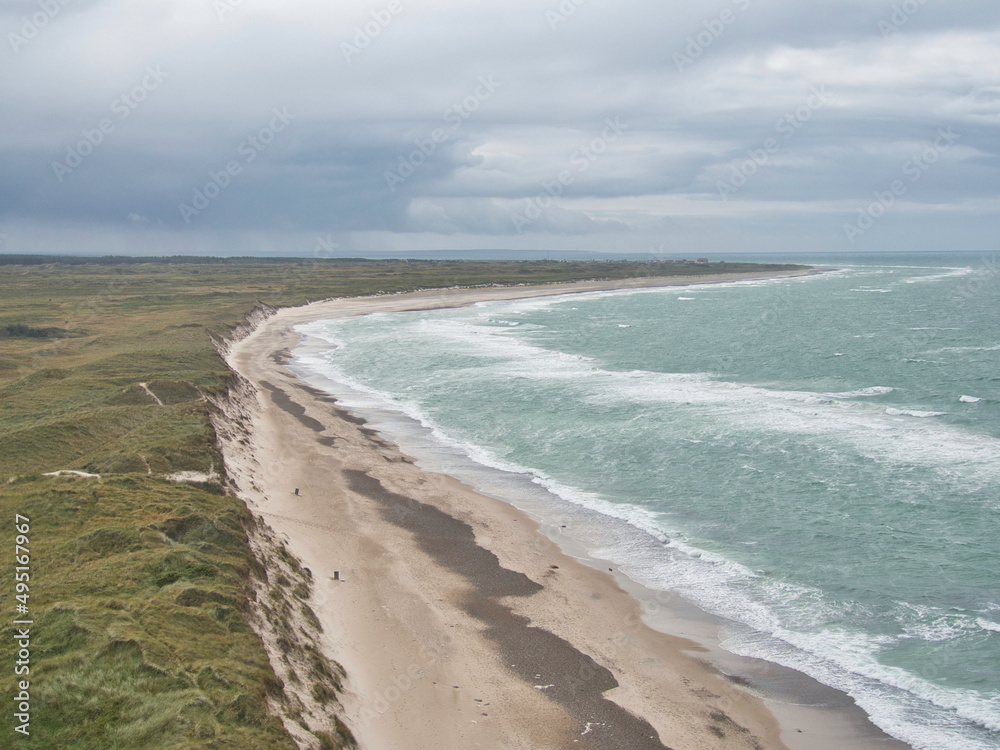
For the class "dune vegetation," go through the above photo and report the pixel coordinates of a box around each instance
[0,256,804,748]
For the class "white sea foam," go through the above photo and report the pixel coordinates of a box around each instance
[722,616,1000,749]
[295,328,676,549]
[904,268,975,284]
[830,386,895,398]
[296,321,346,349]
[897,603,983,641]
[350,312,1000,487]
[961,396,984,403]
[933,344,1000,354]
[636,534,1000,749]
[468,272,820,316]
[885,408,947,418]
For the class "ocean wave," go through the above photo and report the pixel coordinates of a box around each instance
[904,268,975,284]
[921,344,1000,359]
[295,321,346,349]
[830,386,895,398]
[290,372,1000,750]
[334,311,1000,485]
[293,339,677,551]
[961,395,984,404]
[290,283,1000,750]
[885,408,947,418]
[897,603,987,642]
[649,537,1000,746]
[939,344,1000,353]
[724,618,1000,749]
[467,273,820,315]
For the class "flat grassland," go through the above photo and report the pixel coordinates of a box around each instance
[0,257,804,749]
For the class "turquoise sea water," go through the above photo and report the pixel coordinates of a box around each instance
[293,254,1000,750]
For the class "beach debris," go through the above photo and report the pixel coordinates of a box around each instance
[333,571,340,581]
[43,470,101,479]
[294,487,300,495]
[164,463,220,484]
[534,684,554,691]
[165,470,220,483]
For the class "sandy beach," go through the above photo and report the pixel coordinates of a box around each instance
[218,270,911,750]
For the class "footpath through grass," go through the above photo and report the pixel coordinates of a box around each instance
[0,257,804,748]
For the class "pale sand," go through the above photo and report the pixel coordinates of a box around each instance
[221,271,910,750]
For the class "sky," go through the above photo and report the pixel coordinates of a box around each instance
[2,0,999,257]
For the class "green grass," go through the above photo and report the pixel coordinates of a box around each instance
[3,476,292,748]
[0,257,807,747]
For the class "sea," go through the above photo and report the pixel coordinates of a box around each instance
[291,252,1000,750]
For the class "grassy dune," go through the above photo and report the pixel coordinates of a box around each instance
[0,257,804,748]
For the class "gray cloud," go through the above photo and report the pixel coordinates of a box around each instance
[1,0,998,255]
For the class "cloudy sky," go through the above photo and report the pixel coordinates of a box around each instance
[2,0,999,257]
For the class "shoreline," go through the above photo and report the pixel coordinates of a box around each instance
[222,270,911,749]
